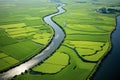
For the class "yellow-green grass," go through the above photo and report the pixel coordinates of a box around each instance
[53,0,117,79]
[24,19,43,26]
[33,52,69,73]
[6,27,38,33]
[15,45,96,80]
[84,42,109,61]
[33,33,51,39]
[0,23,26,29]
[0,23,51,72]
[64,27,109,35]
[44,52,69,65]
[32,38,50,45]
[53,2,116,43]
[58,46,96,69]
[53,1,116,34]
[33,63,66,73]
[0,1,57,25]
[0,23,35,38]
[32,33,52,44]
[0,53,19,71]
[0,23,38,37]
[95,25,115,32]
[1,41,43,61]
[2,57,19,65]
[0,22,52,45]
[68,41,104,50]
[0,0,56,74]
[11,33,32,38]
[0,0,55,44]
[67,24,108,33]
[7,27,38,35]
[0,53,8,58]
[0,29,17,46]
[14,69,92,80]
[14,0,119,80]
[65,41,109,61]
[66,34,109,42]
[76,48,95,56]
[25,17,40,20]
[0,59,11,71]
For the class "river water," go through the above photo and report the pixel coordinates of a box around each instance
[0,3,66,80]
[93,16,120,80]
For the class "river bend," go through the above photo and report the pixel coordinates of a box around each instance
[0,3,66,80]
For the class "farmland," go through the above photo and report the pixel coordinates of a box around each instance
[0,0,56,72]
[32,52,69,73]
[0,0,120,80]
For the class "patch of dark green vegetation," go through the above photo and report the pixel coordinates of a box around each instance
[0,29,17,46]
[97,8,120,14]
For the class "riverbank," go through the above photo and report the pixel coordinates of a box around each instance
[0,3,66,80]
[92,15,120,80]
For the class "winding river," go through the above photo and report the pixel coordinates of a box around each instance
[93,16,120,80]
[0,3,66,80]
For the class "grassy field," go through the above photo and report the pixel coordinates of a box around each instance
[0,29,43,71]
[32,52,69,73]
[14,0,120,80]
[0,52,19,71]
[0,0,120,80]
[0,29,17,46]
[1,41,42,61]
[0,0,56,72]
[15,45,96,80]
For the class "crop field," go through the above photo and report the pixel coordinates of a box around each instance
[0,0,120,80]
[0,52,19,71]
[0,29,43,72]
[32,52,69,73]
[0,0,56,72]
[1,41,42,61]
[15,45,96,80]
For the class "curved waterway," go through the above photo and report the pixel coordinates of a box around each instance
[0,3,66,80]
[93,16,120,80]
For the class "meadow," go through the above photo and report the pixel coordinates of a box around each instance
[0,0,56,72]
[14,0,120,80]
[0,0,120,80]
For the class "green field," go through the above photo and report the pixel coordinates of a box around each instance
[0,29,43,71]
[0,0,56,72]
[0,0,120,80]
[15,45,96,80]
[32,52,69,73]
